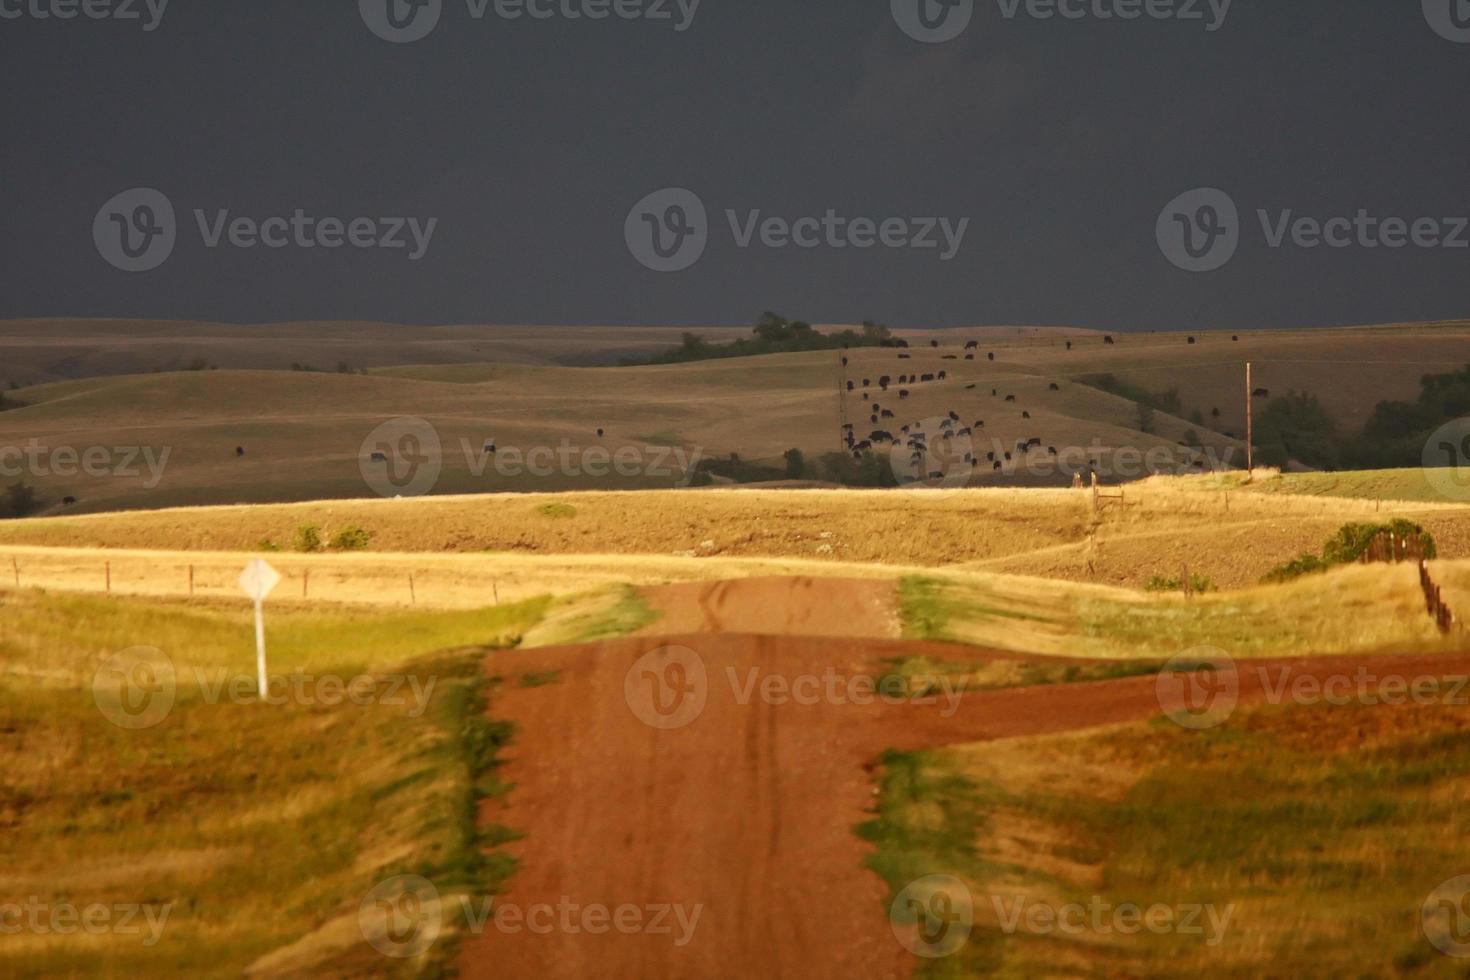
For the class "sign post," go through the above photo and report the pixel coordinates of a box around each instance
[238,559,282,699]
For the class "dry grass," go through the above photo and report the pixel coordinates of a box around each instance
[867,697,1470,977]
[3,479,1466,591]
[0,586,653,977]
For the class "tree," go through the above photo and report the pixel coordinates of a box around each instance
[783,449,806,480]
[1256,390,1338,469]
[1136,403,1156,435]
[1,482,40,519]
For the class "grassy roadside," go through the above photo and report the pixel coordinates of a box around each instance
[900,563,1461,660]
[859,699,1470,977]
[0,587,647,977]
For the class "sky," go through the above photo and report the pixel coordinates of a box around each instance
[1,0,1466,331]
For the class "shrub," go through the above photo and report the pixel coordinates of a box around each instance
[256,538,281,553]
[0,482,41,519]
[293,525,324,553]
[330,525,373,551]
[535,503,577,520]
[1145,573,1216,594]
[1263,520,1437,583]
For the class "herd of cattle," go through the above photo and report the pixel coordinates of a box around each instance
[837,333,1250,480]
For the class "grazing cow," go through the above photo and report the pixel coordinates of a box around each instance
[597,428,605,437]
[1066,341,1073,351]
[483,441,497,453]
[847,381,855,391]
[235,446,245,457]
[853,451,863,460]
[1049,383,1060,391]
[1028,438,1043,449]
[948,411,960,421]
[842,423,854,430]
[1022,411,1031,419]
[1048,447,1058,456]
[931,341,940,348]
[974,420,985,429]
[921,374,935,383]
[938,370,948,381]
[879,375,892,389]
[900,389,911,399]
[1211,408,1221,418]
[1005,395,1017,403]
[987,452,995,462]
[965,383,977,390]
[371,452,388,462]
[987,352,996,361]
[854,441,872,452]
[1016,440,1029,454]
[941,419,954,431]
[957,427,971,436]
[972,459,980,469]
[993,461,1002,471]
[1253,388,1270,398]
[899,354,912,360]
[870,431,893,443]
[929,470,944,479]
[1104,335,1115,344]
[1232,335,1240,342]
[899,375,909,384]
[882,410,895,419]
[901,424,911,434]
[1188,337,1197,345]
[1005,452,1013,461]
[871,414,879,424]
[842,357,849,366]
[965,354,975,361]
[863,378,871,388]
[964,452,973,462]
[862,393,870,402]
[62,496,77,506]
[965,341,979,350]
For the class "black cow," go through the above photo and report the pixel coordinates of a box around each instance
[1232,335,1240,342]
[899,354,912,360]
[1188,337,1197,345]
[1104,335,1115,345]
[965,341,979,350]
[879,375,892,389]
[987,352,996,361]
[871,414,879,424]
[1022,411,1031,419]
[900,389,911,399]
[863,378,871,388]
[931,340,940,348]
[965,383,977,389]
[965,354,975,361]
[846,381,855,391]
[597,428,605,437]
[235,446,245,457]
[921,374,935,383]
[938,370,948,381]
[1049,383,1060,391]
[371,452,388,462]
[1065,341,1073,351]
[1005,395,1017,403]
[1253,388,1270,398]
[62,496,77,506]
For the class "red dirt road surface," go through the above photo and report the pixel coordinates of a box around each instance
[458,628,1470,980]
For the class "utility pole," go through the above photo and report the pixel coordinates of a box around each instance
[1245,361,1254,481]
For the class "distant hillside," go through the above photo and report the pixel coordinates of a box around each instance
[0,321,1464,514]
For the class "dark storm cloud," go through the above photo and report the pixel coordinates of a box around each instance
[0,0,1465,330]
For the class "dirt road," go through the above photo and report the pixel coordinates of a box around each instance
[459,631,1470,980]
